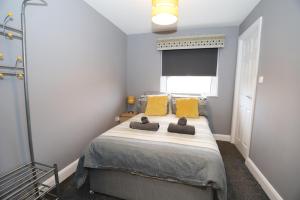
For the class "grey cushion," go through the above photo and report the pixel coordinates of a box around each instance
[138,96,148,113]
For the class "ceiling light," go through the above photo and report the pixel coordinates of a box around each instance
[152,0,178,26]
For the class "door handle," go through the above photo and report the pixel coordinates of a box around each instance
[246,96,252,99]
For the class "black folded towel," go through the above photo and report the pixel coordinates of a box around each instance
[168,123,195,135]
[141,116,150,124]
[130,122,159,131]
[178,117,187,126]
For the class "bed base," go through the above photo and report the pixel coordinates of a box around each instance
[89,169,214,200]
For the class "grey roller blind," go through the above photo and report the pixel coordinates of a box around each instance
[162,48,218,76]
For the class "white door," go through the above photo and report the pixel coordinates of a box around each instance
[231,17,263,158]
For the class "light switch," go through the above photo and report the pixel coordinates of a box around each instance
[258,76,264,84]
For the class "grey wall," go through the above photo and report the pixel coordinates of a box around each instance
[126,27,239,134]
[240,0,300,199]
[0,0,127,173]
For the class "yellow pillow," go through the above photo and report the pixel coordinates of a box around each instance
[176,98,199,118]
[145,95,168,116]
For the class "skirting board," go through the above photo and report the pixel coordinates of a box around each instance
[245,158,283,200]
[213,134,231,142]
[43,159,79,187]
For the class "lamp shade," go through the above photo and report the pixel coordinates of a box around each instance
[152,0,178,25]
[127,96,136,105]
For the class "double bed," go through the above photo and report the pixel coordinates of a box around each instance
[75,114,227,200]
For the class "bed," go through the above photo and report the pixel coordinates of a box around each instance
[75,114,227,200]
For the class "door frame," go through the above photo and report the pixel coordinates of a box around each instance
[231,17,263,158]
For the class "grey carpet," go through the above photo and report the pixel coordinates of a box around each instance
[218,142,269,200]
[58,141,269,200]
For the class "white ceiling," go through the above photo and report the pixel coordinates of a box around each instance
[83,0,261,35]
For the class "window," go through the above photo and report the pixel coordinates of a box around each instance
[160,48,219,97]
[160,76,218,96]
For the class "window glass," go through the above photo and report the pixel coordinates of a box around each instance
[160,76,218,97]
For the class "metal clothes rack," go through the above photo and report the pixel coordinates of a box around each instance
[0,1,60,199]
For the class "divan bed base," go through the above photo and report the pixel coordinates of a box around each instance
[89,169,215,200]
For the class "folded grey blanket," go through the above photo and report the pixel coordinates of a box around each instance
[168,123,195,135]
[178,117,187,126]
[130,121,159,131]
[141,116,150,124]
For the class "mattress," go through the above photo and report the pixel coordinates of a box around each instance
[75,114,227,200]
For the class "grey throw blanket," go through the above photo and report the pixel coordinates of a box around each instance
[75,114,227,200]
[75,139,226,200]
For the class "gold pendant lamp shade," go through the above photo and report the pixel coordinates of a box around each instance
[152,0,178,26]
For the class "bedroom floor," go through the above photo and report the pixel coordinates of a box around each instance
[58,141,269,200]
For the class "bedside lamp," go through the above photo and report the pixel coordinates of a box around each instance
[127,96,136,113]
[127,96,136,105]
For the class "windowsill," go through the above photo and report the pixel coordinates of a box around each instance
[159,92,219,98]
[206,95,219,98]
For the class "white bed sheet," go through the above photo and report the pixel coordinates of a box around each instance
[103,113,219,153]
